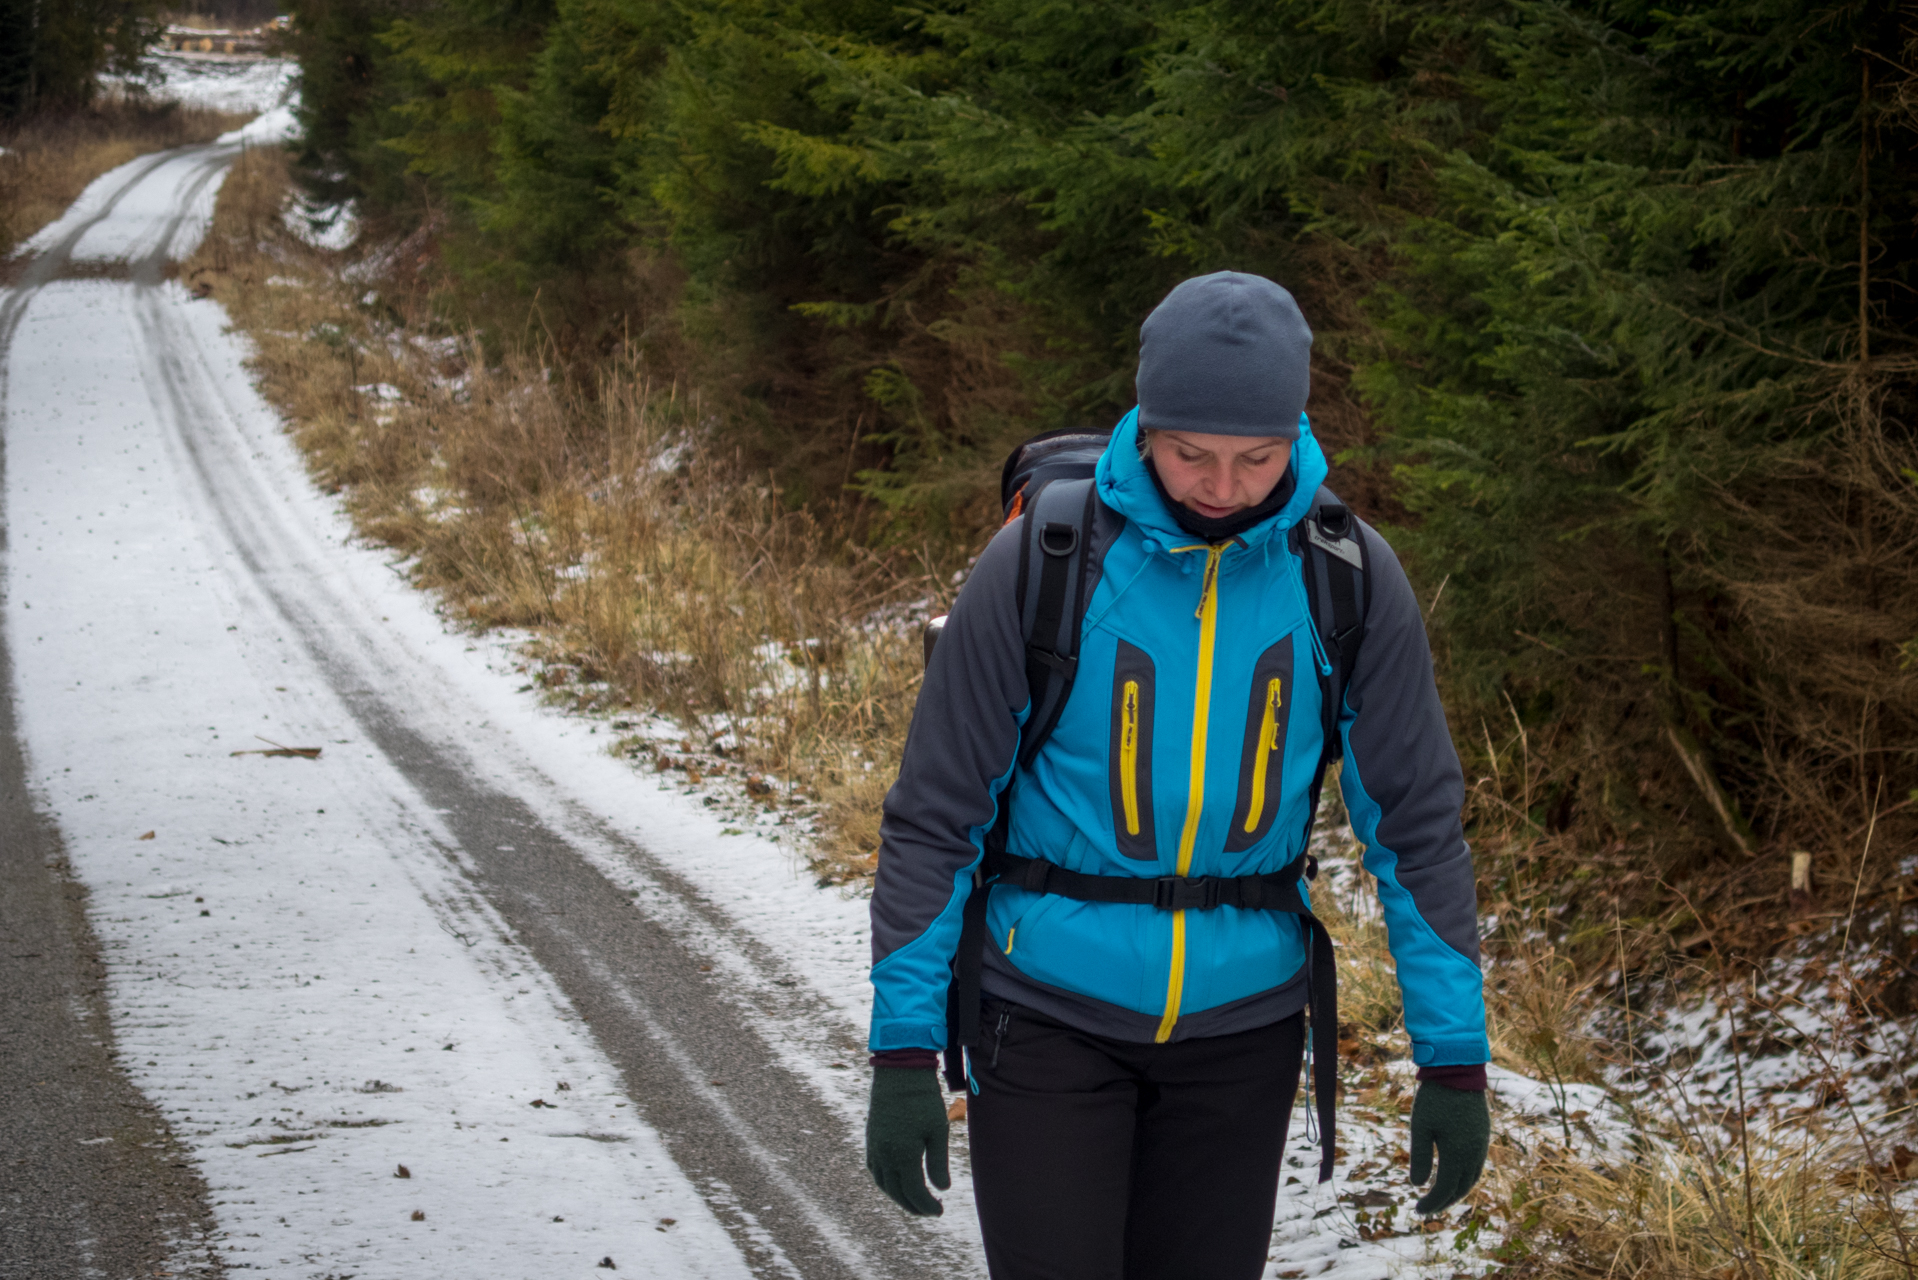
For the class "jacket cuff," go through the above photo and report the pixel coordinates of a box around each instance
[1416,1063,1487,1091]
[869,1019,947,1052]
[1410,1036,1491,1066]
[869,1049,940,1071]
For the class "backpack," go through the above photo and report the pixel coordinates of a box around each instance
[923,426,1370,1182]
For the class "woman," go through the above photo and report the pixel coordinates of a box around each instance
[864,272,1489,1279]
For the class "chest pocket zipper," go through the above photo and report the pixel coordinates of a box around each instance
[1225,635,1294,853]
[1108,640,1157,860]
[1119,681,1142,836]
[1243,678,1283,833]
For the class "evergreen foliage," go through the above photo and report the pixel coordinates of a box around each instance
[284,0,1918,890]
[0,0,163,118]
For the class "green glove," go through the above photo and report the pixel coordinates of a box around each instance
[865,1067,950,1216]
[1408,1081,1490,1215]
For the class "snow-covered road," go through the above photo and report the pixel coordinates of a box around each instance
[0,116,977,1280]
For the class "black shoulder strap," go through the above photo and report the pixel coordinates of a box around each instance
[1307,500,1367,763]
[1016,476,1097,769]
[1295,496,1372,850]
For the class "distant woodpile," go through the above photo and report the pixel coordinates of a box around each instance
[161,22,280,57]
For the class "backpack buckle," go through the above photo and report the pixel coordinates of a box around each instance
[1025,646,1078,679]
[1040,521,1079,557]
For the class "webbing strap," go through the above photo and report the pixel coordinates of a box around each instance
[991,851,1307,912]
[1324,557,1360,755]
[1301,905,1339,1183]
[1295,502,1367,856]
[1017,478,1096,770]
[1022,536,1072,718]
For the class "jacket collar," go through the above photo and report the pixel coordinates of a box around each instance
[1094,407,1329,553]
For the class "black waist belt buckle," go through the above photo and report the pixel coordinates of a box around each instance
[1151,875,1223,911]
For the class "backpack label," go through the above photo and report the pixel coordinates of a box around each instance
[1303,519,1363,569]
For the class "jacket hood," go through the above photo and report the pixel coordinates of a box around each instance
[1095,407,1328,553]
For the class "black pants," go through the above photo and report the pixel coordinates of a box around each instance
[967,1000,1306,1280]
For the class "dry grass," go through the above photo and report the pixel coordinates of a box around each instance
[1312,844,1917,1277]
[1488,1124,1917,1280]
[183,146,944,881]
[1467,894,1917,1277]
[1483,1012,1918,1280]
[0,96,253,259]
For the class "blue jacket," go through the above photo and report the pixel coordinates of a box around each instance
[868,411,1487,1066]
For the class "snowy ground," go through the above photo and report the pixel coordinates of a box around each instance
[0,54,1547,1280]
[128,53,298,116]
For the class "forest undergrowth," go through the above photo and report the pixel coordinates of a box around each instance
[188,140,1918,1276]
[0,95,252,258]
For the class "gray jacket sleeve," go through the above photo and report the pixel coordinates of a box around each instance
[1336,520,1489,1067]
[867,522,1029,1052]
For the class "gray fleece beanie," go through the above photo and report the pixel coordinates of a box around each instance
[1136,271,1313,439]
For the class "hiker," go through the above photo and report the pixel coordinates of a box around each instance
[864,271,1489,1279]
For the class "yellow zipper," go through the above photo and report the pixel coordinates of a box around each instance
[1243,678,1283,834]
[1156,542,1225,1043]
[1120,680,1142,836]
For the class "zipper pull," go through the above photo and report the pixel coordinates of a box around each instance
[990,1009,1011,1068]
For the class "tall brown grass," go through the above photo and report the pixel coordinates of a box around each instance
[1,97,254,259]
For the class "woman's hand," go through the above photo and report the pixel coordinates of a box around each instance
[865,1067,950,1215]
[1408,1081,1490,1214]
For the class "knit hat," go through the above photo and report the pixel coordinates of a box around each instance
[1136,271,1313,439]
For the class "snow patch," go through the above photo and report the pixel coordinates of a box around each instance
[145,54,296,115]
[220,103,300,147]
[284,195,359,251]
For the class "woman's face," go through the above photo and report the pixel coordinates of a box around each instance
[1148,430,1294,520]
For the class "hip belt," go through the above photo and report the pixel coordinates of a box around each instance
[944,849,1339,1183]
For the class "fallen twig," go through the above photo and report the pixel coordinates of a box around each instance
[229,735,322,759]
